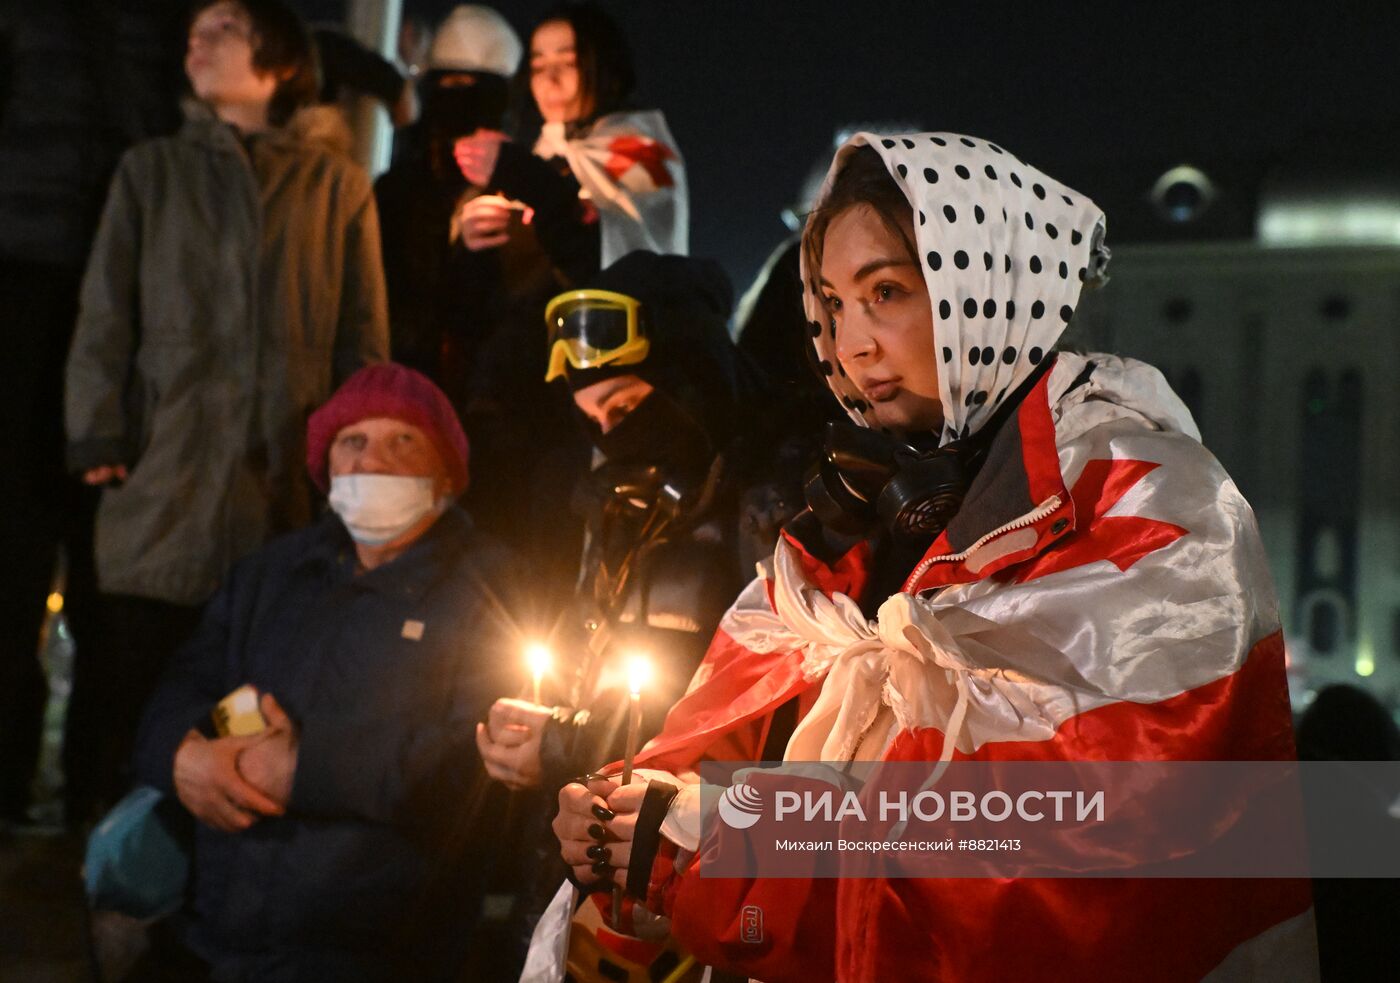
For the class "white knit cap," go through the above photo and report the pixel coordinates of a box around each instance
[427,5,522,76]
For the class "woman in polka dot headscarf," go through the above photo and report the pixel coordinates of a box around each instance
[536,134,1314,983]
[801,133,1108,443]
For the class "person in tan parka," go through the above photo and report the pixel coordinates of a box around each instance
[63,0,388,813]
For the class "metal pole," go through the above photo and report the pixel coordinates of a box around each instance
[344,0,403,177]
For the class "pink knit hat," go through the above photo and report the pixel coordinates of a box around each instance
[306,363,470,494]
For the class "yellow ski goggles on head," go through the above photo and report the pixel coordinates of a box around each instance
[544,288,650,382]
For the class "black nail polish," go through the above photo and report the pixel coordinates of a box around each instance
[587,822,607,840]
[591,859,611,875]
[592,804,615,822]
[587,844,610,861]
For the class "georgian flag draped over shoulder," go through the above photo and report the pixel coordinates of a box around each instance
[519,130,1315,983]
[551,129,1319,983]
[629,351,1317,982]
[534,109,688,266]
[600,134,676,191]
[640,351,1293,771]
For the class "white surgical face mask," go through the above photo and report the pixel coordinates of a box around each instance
[328,474,445,545]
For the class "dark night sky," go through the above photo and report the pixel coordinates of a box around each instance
[315,0,1400,292]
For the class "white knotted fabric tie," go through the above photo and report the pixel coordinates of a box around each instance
[772,541,976,782]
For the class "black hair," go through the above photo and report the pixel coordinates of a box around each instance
[514,1,635,135]
[1298,685,1400,761]
[189,0,318,127]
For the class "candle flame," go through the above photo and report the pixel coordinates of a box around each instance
[525,643,552,677]
[627,654,652,696]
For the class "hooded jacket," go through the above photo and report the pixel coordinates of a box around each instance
[65,103,389,605]
[524,134,1316,982]
[561,250,758,452]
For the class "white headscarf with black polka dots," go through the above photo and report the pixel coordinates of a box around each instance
[801,132,1108,444]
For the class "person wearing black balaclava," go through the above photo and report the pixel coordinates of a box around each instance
[472,250,791,974]
[373,5,520,384]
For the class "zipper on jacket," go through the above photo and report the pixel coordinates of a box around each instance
[902,494,1063,592]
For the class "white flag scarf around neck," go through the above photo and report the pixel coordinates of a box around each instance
[766,537,1048,770]
[533,110,688,265]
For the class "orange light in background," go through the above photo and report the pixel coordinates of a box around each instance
[46,592,64,615]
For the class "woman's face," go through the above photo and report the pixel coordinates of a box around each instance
[530,20,587,124]
[185,2,276,111]
[820,204,943,435]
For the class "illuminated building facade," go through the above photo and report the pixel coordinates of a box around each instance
[1074,175,1400,711]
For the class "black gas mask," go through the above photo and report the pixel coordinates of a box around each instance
[571,390,719,612]
[803,423,982,544]
[803,357,1055,544]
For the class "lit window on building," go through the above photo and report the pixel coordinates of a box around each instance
[1294,367,1362,657]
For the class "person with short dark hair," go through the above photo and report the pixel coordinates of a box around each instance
[453,0,686,269]
[63,0,388,814]
[211,0,319,128]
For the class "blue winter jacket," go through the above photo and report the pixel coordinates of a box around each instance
[135,506,520,982]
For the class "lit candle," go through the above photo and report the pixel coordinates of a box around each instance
[615,653,651,924]
[525,643,552,705]
[621,655,651,786]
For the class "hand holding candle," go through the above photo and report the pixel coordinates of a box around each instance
[554,776,647,889]
[476,698,551,790]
